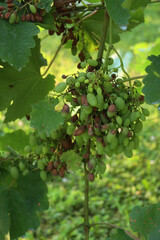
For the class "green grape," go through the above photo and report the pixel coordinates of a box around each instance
[29,4,37,13]
[104,145,113,157]
[89,159,97,168]
[84,79,89,84]
[38,160,45,170]
[133,136,139,149]
[29,134,37,147]
[122,127,129,136]
[127,141,134,151]
[9,12,17,24]
[120,92,128,100]
[98,161,106,174]
[124,149,133,158]
[50,130,58,140]
[76,135,84,147]
[104,102,109,110]
[71,46,77,56]
[87,93,98,107]
[114,144,124,155]
[80,109,88,122]
[110,137,118,150]
[97,87,102,95]
[104,74,111,81]
[79,72,86,77]
[75,82,80,88]
[136,111,141,119]
[87,59,98,67]
[134,121,143,133]
[54,82,67,93]
[19,162,25,172]
[66,77,74,85]
[130,112,138,122]
[107,111,116,118]
[82,131,90,141]
[116,116,122,125]
[80,62,86,69]
[142,108,150,117]
[35,145,42,155]
[40,171,47,182]
[42,145,50,155]
[103,82,112,93]
[134,80,142,87]
[118,133,125,144]
[108,57,114,65]
[24,145,32,153]
[78,76,86,82]
[120,105,128,115]
[123,118,130,127]
[96,94,104,110]
[97,142,104,155]
[39,131,47,140]
[88,87,93,93]
[10,167,19,179]
[86,72,95,80]
[83,106,92,114]
[42,158,48,164]
[140,113,146,121]
[67,124,76,135]
[114,97,125,110]
[22,169,29,176]
[123,137,129,147]
[106,131,116,143]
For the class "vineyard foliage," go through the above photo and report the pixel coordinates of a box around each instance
[0,0,160,239]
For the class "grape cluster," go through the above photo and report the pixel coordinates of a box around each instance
[0,0,45,24]
[3,59,149,182]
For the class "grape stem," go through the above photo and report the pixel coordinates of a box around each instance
[120,75,147,83]
[97,8,109,63]
[112,46,133,97]
[90,222,140,240]
[104,18,113,73]
[84,140,91,240]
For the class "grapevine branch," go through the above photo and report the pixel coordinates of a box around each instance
[104,18,113,73]
[97,8,109,63]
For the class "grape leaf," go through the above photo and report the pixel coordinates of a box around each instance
[0,20,39,70]
[82,9,122,45]
[110,229,133,240]
[61,150,82,172]
[0,130,29,154]
[0,38,55,122]
[31,99,64,135]
[36,0,53,12]
[122,0,150,10]
[105,0,130,27]
[130,203,160,240]
[127,7,144,30]
[142,55,160,104]
[0,171,49,240]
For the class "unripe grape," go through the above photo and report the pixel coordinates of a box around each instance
[76,135,84,147]
[29,4,37,14]
[96,94,104,110]
[54,82,67,93]
[22,169,29,176]
[9,12,17,24]
[116,116,122,125]
[142,108,150,117]
[87,93,97,107]
[99,161,106,174]
[80,62,86,69]
[107,57,114,65]
[67,124,76,135]
[123,118,130,127]
[134,121,143,133]
[29,134,37,147]
[97,142,104,155]
[123,137,129,147]
[40,171,47,182]
[103,82,112,93]
[110,137,118,150]
[38,160,45,170]
[87,59,98,67]
[115,97,125,110]
[124,149,133,158]
[35,145,42,155]
[75,81,80,88]
[19,162,25,172]
[24,145,32,153]
[42,145,50,155]
[50,130,58,140]
[10,167,19,179]
[134,80,142,87]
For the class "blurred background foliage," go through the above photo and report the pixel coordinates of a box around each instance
[0,3,160,240]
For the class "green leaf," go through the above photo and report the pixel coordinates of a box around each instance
[0,38,55,122]
[130,203,160,240]
[122,0,150,10]
[82,9,122,45]
[111,229,133,240]
[105,0,130,27]
[31,99,64,135]
[0,171,49,240]
[127,7,144,29]
[36,12,57,30]
[36,0,53,12]
[61,150,82,172]
[0,130,29,154]
[142,55,160,104]
[0,20,39,70]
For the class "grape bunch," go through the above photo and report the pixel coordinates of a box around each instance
[3,59,149,182]
[0,0,45,24]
